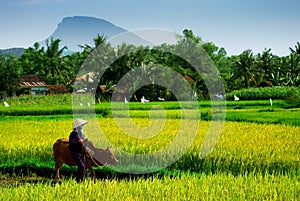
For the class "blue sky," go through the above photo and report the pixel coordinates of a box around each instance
[0,0,299,55]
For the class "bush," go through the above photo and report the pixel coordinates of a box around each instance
[7,94,72,106]
[48,85,68,94]
[225,86,300,100]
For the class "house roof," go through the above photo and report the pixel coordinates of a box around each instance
[75,72,96,83]
[21,75,48,88]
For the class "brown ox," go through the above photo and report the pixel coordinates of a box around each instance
[53,138,118,183]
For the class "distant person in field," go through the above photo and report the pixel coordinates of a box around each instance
[69,118,88,182]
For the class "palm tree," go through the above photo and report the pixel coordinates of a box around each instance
[289,42,300,86]
[234,49,256,88]
[79,34,108,58]
[289,42,300,55]
[45,38,67,84]
[287,52,300,86]
[257,48,275,81]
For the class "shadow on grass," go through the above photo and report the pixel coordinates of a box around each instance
[0,163,174,187]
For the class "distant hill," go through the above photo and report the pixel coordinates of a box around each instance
[40,16,151,52]
[0,48,25,57]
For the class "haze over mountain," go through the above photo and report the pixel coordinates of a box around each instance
[40,16,152,52]
[0,48,25,57]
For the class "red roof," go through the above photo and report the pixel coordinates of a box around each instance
[21,75,48,88]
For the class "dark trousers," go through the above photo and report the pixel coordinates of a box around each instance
[71,153,86,182]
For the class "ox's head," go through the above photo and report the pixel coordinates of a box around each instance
[94,147,119,165]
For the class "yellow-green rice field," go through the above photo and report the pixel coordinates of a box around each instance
[0,117,299,200]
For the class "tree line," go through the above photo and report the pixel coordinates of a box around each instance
[0,29,299,101]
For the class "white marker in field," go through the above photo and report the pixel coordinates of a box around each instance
[3,101,9,107]
[234,95,240,101]
[270,98,273,106]
[158,97,165,101]
[125,97,128,103]
[141,96,149,104]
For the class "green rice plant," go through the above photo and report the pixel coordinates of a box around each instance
[224,108,300,126]
[0,173,299,201]
[0,97,299,200]
[0,117,299,200]
[0,118,299,176]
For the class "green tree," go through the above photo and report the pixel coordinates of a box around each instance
[0,53,20,97]
[18,42,46,76]
[287,52,300,86]
[289,42,300,55]
[63,51,84,90]
[234,49,256,88]
[289,42,300,86]
[256,48,275,82]
[45,38,67,84]
[76,34,116,94]
[79,34,109,59]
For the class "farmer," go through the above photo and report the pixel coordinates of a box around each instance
[69,118,88,182]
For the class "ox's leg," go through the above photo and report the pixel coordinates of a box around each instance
[55,160,63,183]
[86,163,96,183]
[84,155,96,183]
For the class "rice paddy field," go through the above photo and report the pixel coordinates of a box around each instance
[0,95,299,200]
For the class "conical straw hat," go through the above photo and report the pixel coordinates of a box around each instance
[73,118,88,129]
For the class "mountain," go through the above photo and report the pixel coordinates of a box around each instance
[41,16,152,52]
[0,48,25,57]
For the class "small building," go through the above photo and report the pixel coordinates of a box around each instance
[20,75,49,95]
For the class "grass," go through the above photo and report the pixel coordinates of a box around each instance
[0,118,299,175]
[1,173,299,201]
[0,120,298,200]
[0,93,299,200]
[2,94,299,126]
[225,108,300,126]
